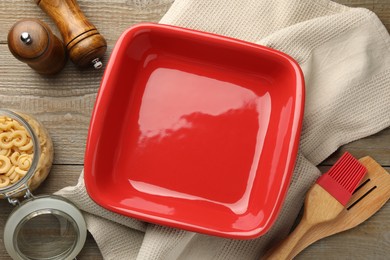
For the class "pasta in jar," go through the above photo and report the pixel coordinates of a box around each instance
[0,109,53,198]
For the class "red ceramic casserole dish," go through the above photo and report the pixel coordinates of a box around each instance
[84,23,304,239]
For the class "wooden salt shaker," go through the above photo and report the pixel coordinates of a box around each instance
[34,0,107,69]
[7,19,68,75]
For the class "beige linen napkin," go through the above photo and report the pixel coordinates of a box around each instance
[56,0,390,259]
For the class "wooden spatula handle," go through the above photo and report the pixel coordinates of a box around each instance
[34,0,107,68]
[264,184,344,259]
[264,219,313,259]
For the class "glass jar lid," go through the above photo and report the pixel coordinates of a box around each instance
[4,195,86,260]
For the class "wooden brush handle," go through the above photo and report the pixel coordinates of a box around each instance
[264,184,344,260]
[34,0,107,68]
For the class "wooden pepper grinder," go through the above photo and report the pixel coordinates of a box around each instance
[34,0,107,69]
[8,19,68,75]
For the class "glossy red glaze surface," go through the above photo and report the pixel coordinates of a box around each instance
[84,23,304,239]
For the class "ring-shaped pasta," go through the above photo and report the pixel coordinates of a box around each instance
[18,154,32,170]
[10,151,20,165]
[0,155,11,174]
[0,121,13,131]
[18,139,33,151]
[11,120,25,130]
[7,169,18,179]
[10,174,20,184]
[5,165,16,177]
[0,149,11,156]
[12,130,28,147]
[15,167,27,176]
[0,133,13,149]
[0,175,10,187]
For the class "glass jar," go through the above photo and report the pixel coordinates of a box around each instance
[0,109,86,260]
[0,109,53,198]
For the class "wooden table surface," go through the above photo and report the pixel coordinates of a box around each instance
[0,0,389,259]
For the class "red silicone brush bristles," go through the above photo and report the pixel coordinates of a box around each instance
[317,152,366,206]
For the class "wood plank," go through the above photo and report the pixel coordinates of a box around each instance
[0,0,389,259]
[0,44,104,95]
[1,54,388,165]
[0,0,173,43]
[0,1,172,166]
[0,42,95,164]
[1,1,389,43]
[0,1,389,167]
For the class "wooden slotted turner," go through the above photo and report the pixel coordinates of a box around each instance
[265,156,390,259]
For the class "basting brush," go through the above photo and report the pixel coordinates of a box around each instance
[264,152,366,260]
